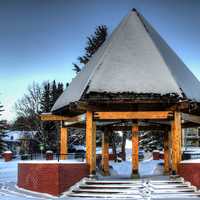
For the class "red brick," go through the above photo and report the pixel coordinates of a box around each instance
[18,163,89,196]
[178,163,200,189]
[153,151,160,160]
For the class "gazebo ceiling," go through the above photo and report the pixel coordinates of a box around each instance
[52,9,200,114]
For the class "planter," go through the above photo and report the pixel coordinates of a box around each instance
[46,150,53,160]
[3,151,13,162]
[153,150,160,160]
[18,161,89,196]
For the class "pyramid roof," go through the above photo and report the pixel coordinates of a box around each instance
[52,9,200,112]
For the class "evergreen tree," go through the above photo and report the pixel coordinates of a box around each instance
[50,80,64,108]
[73,25,108,73]
[57,83,64,96]
[50,80,57,109]
[13,81,67,153]
[72,63,81,73]
[0,103,7,153]
[40,82,51,113]
[39,80,65,151]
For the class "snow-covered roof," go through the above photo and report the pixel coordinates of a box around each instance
[4,130,36,142]
[52,9,200,112]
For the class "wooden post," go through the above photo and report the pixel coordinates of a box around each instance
[171,112,182,174]
[102,131,109,176]
[86,111,96,175]
[91,121,96,174]
[164,131,170,173]
[132,124,139,176]
[60,127,68,160]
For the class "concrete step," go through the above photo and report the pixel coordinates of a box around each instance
[79,184,143,189]
[67,177,200,199]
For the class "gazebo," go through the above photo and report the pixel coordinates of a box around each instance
[41,9,200,177]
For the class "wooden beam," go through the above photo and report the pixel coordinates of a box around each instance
[108,125,169,131]
[171,112,182,174]
[68,123,170,131]
[94,111,172,120]
[164,131,170,173]
[41,113,84,122]
[60,127,68,160]
[86,111,96,175]
[102,131,109,176]
[182,113,200,124]
[132,124,139,176]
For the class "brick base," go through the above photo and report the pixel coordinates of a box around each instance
[17,162,89,196]
[178,162,200,189]
[153,151,160,160]
[3,153,13,162]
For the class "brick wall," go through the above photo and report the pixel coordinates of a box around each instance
[178,163,200,189]
[18,162,89,196]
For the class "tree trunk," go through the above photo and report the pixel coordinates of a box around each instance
[121,132,127,161]
[110,131,117,161]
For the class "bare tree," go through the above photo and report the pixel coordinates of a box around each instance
[14,82,46,145]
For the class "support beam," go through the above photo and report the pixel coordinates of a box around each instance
[182,113,200,124]
[70,124,170,131]
[86,111,96,175]
[171,112,182,174]
[95,111,172,120]
[60,127,68,160]
[132,124,139,176]
[41,113,85,122]
[164,131,170,173]
[102,131,109,176]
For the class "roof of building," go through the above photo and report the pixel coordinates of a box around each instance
[4,130,36,142]
[52,9,200,112]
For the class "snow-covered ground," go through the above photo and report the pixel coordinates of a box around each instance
[0,156,163,199]
[109,140,163,177]
[0,155,162,200]
[0,159,18,183]
[110,159,163,177]
[0,139,165,199]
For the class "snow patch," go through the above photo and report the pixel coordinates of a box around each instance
[3,151,12,154]
[19,160,86,164]
[181,159,200,164]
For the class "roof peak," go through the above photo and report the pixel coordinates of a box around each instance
[132,8,138,13]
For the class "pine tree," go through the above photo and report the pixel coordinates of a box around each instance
[72,63,81,73]
[40,82,51,113]
[57,83,64,96]
[73,25,108,73]
[50,80,57,109]
[39,81,65,151]
[0,103,7,153]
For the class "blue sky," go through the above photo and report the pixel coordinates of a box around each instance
[0,0,200,121]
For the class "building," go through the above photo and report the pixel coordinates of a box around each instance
[183,128,200,147]
[4,130,36,154]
